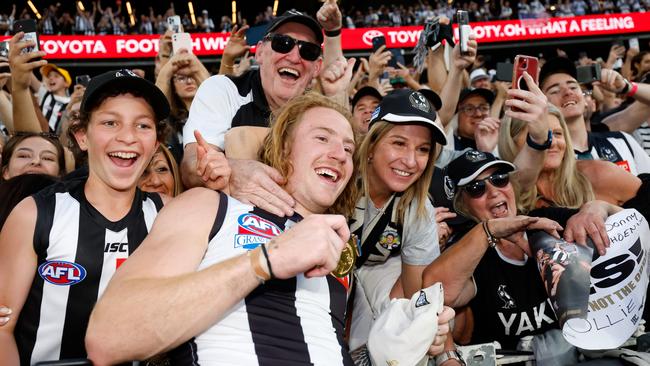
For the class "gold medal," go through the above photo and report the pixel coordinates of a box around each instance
[332,234,359,278]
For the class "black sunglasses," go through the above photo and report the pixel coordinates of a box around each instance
[461,173,510,198]
[263,33,321,62]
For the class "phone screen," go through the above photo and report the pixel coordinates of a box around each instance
[576,64,601,84]
[76,75,91,87]
[372,36,386,53]
[388,48,404,68]
[496,62,513,82]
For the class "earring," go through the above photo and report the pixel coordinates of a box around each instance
[367,156,373,163]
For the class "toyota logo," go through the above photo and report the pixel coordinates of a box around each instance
[362,30,385,46]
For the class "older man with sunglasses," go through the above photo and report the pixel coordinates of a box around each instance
[181,9,351,203]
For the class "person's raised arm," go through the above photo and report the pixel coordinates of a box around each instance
[502,72,550,188]
[318,56,355,105]
[219,24,250,76]
[621,46,638,81]
[423,216,560,307]
[8,32,48,133]
[438,36,477,127]
[367,45,391,90]
[597,67,650,106]
[599,68,650,133]
[0,198,39,364]
[86,188,348,364]
[317,0,343,69]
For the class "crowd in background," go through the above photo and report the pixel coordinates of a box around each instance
[2,0,650,37]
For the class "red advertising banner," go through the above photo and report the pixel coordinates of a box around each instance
[2,12,648,59]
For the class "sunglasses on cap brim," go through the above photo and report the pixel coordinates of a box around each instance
[461,173,510,198]
[263,33,321,62]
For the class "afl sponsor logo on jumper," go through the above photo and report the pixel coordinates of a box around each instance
[38,261,87,285]
[234,214,282,250]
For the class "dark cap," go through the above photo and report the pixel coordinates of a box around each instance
[80,69,170,122]
[539,57,577,88]
[351,86,383,109]
[458,88,495,107]
[369,89,447,145]
[446,150,516,194]
[266,10,323,44]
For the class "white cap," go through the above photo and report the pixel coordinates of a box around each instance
[367,283,445,366]
[470,68,490,83]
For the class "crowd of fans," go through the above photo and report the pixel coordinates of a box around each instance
[0,0,650,365]
[2,0,650,36]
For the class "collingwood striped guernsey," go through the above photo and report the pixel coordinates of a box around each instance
[170,193,353,366]
[15,179,162,364]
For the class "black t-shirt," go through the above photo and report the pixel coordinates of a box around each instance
[462,207,580,349]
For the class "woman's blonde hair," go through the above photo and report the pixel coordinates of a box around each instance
[259,92,359,218]
[357,121,436,224]
[498,104,594,212]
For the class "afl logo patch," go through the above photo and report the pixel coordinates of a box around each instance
[235,214,282,250]
[38,261,87,286]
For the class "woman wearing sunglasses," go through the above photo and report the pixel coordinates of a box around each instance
[348,89,449,354]
[423,149,622,353]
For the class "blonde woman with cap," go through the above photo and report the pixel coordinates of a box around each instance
[349,89,450,356]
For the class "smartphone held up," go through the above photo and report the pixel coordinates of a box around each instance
[172,32,193,54]
[512,55,539,92]
[456,10,471,56]
[14,19,41,58]
[509,55,539,112]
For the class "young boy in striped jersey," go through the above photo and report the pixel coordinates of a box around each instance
[0,67,181,364]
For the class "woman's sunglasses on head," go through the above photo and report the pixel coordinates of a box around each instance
[461,173,510,198]
[263,33,321,62]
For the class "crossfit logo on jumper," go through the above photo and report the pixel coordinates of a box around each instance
[234,214,282,250]
[38,261,87,286]
[362,29,384,46]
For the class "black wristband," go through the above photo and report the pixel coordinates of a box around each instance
[618,78,632,96]
[526,130,553,151]
[324,28,341,37]
[260,243,275,279]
